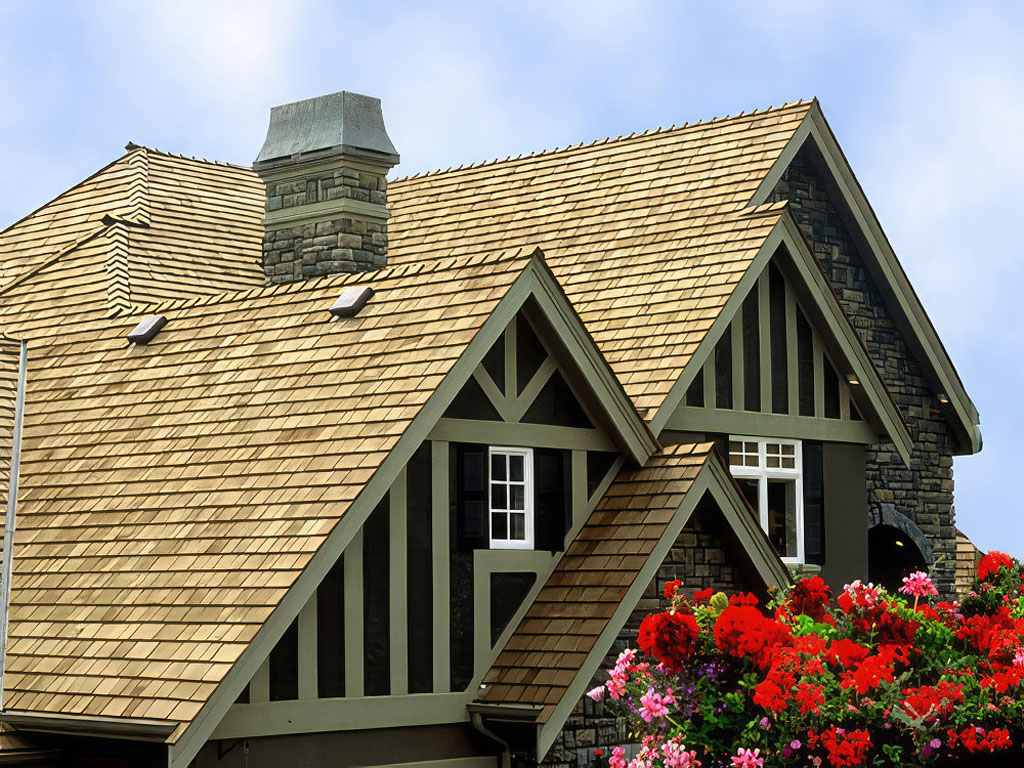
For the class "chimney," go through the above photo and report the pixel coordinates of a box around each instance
[254,91,400,283]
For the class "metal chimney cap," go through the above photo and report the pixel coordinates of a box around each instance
[255,91,399,168]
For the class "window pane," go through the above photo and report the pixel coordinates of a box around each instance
[491,484,507,510]
[491,512,507,540]
[729,441,741,453]
[736,478,759,513]
[781,444,795,456]
[767,479,798,558]
[766,455,780,468]
[510,513,526,540]
[510,484,525,511]
[781,456,796,469]
[744,455,758,467]
[491,454,506,481]
[509,455,524,482]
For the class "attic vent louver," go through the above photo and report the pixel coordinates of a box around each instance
[127,315,168,345]
[330,286,373,318]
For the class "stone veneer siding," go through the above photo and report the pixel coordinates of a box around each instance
[261,165,389,283]
[541,504,761,768]
[770,143,957,595]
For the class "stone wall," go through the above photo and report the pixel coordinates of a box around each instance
[541,504,759,768]
[261,166,389,283]
[770,143,957,594]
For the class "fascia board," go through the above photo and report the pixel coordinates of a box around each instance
[774,212,914,467]
[168,257,539,768]
[750,104,980,455]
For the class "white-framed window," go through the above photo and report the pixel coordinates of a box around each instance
[728,437,804,563]
[489,446,534,549]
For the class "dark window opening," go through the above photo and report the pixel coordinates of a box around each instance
[714,331,733,410]
[586,451,619,498]
[449,444,475,691]
[769,265,788,414]
[685,368,704,407]
[317,555,345,698]
[363,497,390,696]
[803,441,824,565]
[742,291,761,411]
[490,572,537,645]
[521,370,593,429]
[406,443,433,693]
[444,376,502,421]
[797,310,814,417]
[481,334,505,395]
[823,358,841,419]
[516,315,547,395]
[269,619,298,701]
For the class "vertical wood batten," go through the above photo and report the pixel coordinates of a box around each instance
[841,380,852,421]
[250,658,270,704]
[390,468,409,695]
[343,529,364,698]
[812,331,825,418]
[731,318,743,410]
[785,282,799,416]
[431,440,451,693]
[297,593,317,700]
[702,348,716,409]
[758,274,771,412]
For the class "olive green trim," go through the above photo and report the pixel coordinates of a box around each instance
[297,592,318,700]
[751,105,981,455]
[429,419,617,452]
[264,197,389,228]
[652,216,913,467]
[170,251,656,766]
[664,408,878,444]
[249,658,269,704]
[210,692,473,740]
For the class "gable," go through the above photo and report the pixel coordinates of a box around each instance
[672,259,874,444]
[750,104,980,454]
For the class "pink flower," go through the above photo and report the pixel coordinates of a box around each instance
[661,736,701,767]
[586,685,605,701]
[609,747,627,768]
[731,748,763,768]
[899,571,938,599]
[1014,648,1024,669]
[639,686,671,722]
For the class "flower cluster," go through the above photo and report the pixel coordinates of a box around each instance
[596,553,1024,766]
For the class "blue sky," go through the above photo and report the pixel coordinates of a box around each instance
[1,1,1022,555]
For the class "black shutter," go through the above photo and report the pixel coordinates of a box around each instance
[534,448,570,552]
[454,443,489,551]
[803,441,824,565]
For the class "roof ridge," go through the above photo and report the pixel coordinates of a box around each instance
[392,99,816,184]
[124,246,537,316]
[123,142,254,171]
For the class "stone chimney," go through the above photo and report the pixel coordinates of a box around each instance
[254,91,400,283]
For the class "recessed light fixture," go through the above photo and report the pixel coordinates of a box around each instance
[846,374,860,386]
[937,393,950,404]
[894,540,905,548]
[329,286,374,318]
[127,315,168,345]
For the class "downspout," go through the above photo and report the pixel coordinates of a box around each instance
[470,711,512,768]
[0,341,27,711]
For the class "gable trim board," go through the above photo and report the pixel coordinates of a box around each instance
[652,210,913,466]
[158,249,656,768]
[470,447,789,760]
[749,102,980,455]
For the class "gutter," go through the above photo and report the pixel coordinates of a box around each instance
[0,711,176,742]
[0,341,27,711]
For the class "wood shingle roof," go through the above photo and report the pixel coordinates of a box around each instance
[1,249,530,727]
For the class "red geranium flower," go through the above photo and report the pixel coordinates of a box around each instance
[663,579,682,600]
[978,551,1015,581]
[637,610,699,673]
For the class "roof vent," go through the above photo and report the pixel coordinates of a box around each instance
[330,286,374,318]
[127,315,168,345]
